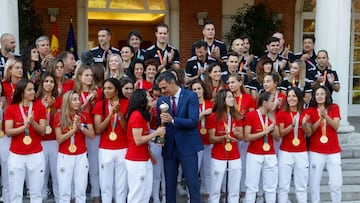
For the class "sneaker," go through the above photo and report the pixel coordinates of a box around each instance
[176,183,187,196]
[255,196,264,203]
[25,189,30,199]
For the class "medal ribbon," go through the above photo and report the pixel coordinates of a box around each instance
[200,101,206,129]
[322,70,327,86]
[19,102,33,138]
[223,112,232,136]
[257,110,268,145]
[46,107,51,126]
[157,50,163,64]
[318,109,327,136]
[108,100,118,132]
[0,103,3,131]
[290,112,300,140]
[237,95,243,112]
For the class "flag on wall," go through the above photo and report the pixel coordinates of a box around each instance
[66,18,78,60]
[50,20,59,56]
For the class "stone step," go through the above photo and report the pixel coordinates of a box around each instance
[341,145,360,158]
[341,158,360,170]
[289,184,360,202]
[320,170,360,185]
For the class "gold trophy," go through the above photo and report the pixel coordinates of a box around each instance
[155,102,169,145]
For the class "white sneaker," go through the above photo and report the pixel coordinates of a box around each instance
[255,196,264,203]
[176,183,187,196]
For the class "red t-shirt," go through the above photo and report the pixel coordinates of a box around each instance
[125,110,150,161]
[4,102,46,155]
[79,90,102,114]
[207,112,242,160]
[235,93,256,115]
[307,104,341,154]
[2,81,16,104]
[92,99,128,149]
[244,110,276,155]
[198,100,213,145]
[54,111,93,155]
[276,109,308,152]
[57,79,74,96]
[136,79,153,91]
[34,99,58,141]
[274,92,286,113]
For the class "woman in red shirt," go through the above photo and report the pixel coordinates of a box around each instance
[2,58,23,105]
[125,89,164,202]
[35,72,60,201]
[243,91,280,203]
[190,78,213,197]
[207,89,243,203]
[203,63,226,100]
[131,59,153,90]
[4,78,46,202]
[228,74,256,199]
[307,86,342,203]
[54,90,95,203]
[92,78,129,202]
[277,87,311,203]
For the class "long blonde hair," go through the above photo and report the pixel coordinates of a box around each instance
[290,59,306,88]
[105,54,125,80]
[60,90,79,128]
[74,64,95,93]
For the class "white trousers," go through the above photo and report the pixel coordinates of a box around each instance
[8,151,45,203]
[98,148,127,203]
[238,141,248,193]
[244,153,278,203]
[42,140,59,202]
[309,152,342,203]
[278,150,309,203]
[0,136,10,203]
[208,158,241,203]
[149,141,165,202]
[198,144,213,195]
[86,136,100,198]
[57,152,89,203]
[125,159,153,202]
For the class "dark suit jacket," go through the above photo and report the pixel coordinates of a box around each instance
[157,88,204,158]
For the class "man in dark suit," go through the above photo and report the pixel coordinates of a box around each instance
[156,71,203,203]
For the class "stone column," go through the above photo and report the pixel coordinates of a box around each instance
[315,0,355,134]
[0,0,19,53]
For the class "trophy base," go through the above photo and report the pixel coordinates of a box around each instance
[154,136,166,145]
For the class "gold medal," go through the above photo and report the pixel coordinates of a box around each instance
[200,128,207,135]
[23,136,32,145]
[0,130,4,138]
[46,126,52,134]
[68,144,77,153]
[320,135,328,144]
[292,138,300,146]
[262,143,270,151]
[225,142,232,151]
[109,131,117,141]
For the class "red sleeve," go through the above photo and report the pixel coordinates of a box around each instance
[276,110,285,125]
[35,101,46,120]
[206,113,216,129]
[81,112,93,125]
[92,100,103,115]
[4,104,15,121]
[53,112,61,128]
[308,107,320,124]
[244,111,255,126]
[129,111,144,129]
[235,117,243,127]
[330,104,340,119]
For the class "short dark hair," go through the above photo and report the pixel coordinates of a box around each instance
[98,28,111,35]
[228,51,239,58]
[127,30,142,43]
[258,91,272,107]
[103,77,122,98]
[303,35,315,43]
[266,36,280,45]
[203,20,215,28]
[127,89,150,121]
[156,23,169,32]
[194,40,208,50]
[156,70,176,85]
